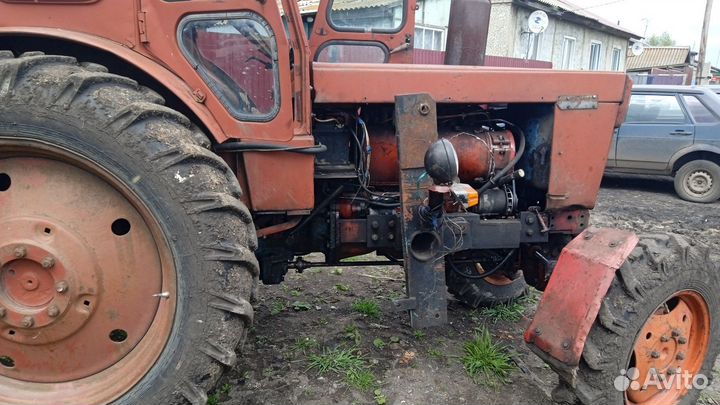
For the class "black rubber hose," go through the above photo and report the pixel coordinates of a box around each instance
[214,142,327,154]
[448,249,516,280]
[476,120,526,195]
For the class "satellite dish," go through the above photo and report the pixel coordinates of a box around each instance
[631,42,645,56]
[528,10,549,34]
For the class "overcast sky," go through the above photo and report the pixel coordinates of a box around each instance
[570,0,720,65]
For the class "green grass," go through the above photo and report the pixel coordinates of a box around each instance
[292,337,320,354]
[428,348,444,359]
[461,328,516,386]
[207,383,232,405]
[308,347,376,390]
[479,301,526,323]
[344,324,362,345]
[413,330,426,340]
[335,283,351,292]
[352,299,381,319]
[291,301,312,311]
[372,338,386,349]
[269,301,286,315]
[374,389,388,405]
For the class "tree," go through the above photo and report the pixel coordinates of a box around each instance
[647,32,677,46]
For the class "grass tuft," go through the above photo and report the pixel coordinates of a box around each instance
[308,347,376,390]
[461,328,516,386]
[352,299,381,319]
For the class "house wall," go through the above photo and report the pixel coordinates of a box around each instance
[487,1,630,71]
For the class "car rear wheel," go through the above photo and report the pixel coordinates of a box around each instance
[674,160,720,203]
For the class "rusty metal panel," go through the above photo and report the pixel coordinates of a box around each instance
[243,151,315,211]
[312,63,628,104]
[546,103,620,210]
[394,93,447,328]
[525,227,639,367]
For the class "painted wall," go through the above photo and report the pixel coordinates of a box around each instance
[488,1,631,71]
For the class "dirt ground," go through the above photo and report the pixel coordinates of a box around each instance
[215,174,720,405]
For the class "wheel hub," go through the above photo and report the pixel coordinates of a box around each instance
[686,170,713,196]
[0,220,98,339]
[0,154,170,386]
[627,291,710,404]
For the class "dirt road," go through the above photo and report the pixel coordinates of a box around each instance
[215,174,720,405]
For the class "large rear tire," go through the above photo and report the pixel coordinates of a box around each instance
[572,234,720,405]
[0,52,258,404]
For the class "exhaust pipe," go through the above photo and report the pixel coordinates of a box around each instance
[444,0,491,66]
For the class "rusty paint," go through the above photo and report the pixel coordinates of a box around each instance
[312,62,629,104]
[0,146,175,404]
[256,217,302,238]
[547,103,620,210]
[444,0,491,66]
[308,0,417,64]
[548,209,590,235]
[628,291,710,404]
[525,227,639,367]
[446,130,515,183]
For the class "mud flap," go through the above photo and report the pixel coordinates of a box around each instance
[524,227,639,385]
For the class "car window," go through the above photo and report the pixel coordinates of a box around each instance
[626,94,687,123]
[683,95,718,123]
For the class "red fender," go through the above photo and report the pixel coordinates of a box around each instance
[525,227,639,382]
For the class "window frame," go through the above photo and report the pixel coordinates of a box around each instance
[625,93,690,124]
[681,94,720,124]
[561,36,576,69]
[589,40,603,71]
[177,12,282,123]
[528,32,544,60]
[414,24,447,51]
[611,47,622,71]
[314,40,390,63]
[326,0,408,34]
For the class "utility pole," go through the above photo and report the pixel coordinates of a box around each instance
[697,0,714,85]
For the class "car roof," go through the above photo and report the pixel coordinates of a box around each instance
[632,85,711,95]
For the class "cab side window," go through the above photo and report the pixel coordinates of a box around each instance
[180,13,280,121]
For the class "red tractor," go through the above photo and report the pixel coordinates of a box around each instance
[0,0,717,404]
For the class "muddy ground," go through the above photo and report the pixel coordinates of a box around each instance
[216,174,720,405]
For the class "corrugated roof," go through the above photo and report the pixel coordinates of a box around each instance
[626,46,692,71]
[532,0,641,38]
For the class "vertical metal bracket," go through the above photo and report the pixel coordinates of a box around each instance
[394,93,448,328]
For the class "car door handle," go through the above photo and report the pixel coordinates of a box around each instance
[670,130,692,136]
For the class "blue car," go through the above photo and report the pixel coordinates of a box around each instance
[607,85,720,203]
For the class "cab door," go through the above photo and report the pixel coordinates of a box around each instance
[309,0,417,63]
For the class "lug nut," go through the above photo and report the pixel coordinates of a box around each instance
[14,246,27,258]
[660,335,669,343]
[21,316,34,328]
[671,329,681,338]
[678,337,688,345]
[388,220,396,228]
[0,307,5,318]
[650,351,660,359]
[47,305,60,318]
[371,221,380,230]
[667,368,677,375]
[55,281,68,294]
[676,353,686,361]
[41,256,55,269]
[388,233,395,241]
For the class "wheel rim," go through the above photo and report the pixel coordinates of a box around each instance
[684,170,713,197]
[0,139,176,404]
[626,291,710,405]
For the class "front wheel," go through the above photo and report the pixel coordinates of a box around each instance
[674,160,720,203]
[572,235,720,405]
[0,52,258,404]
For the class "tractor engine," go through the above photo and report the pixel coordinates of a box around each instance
[255,103,575,301]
